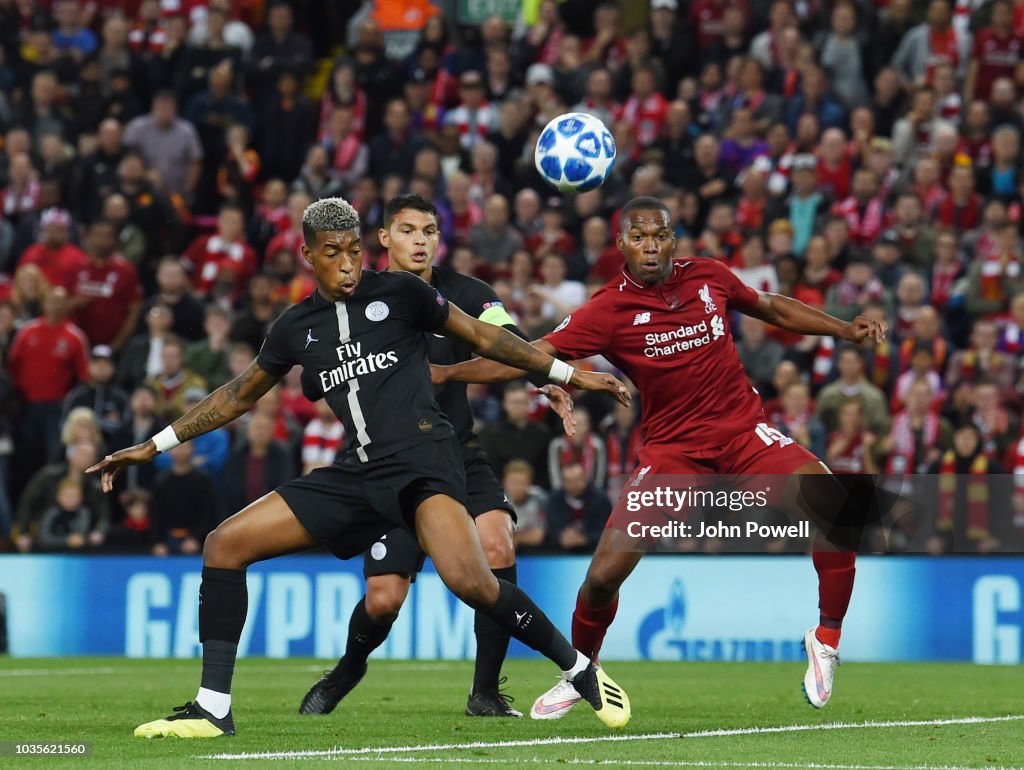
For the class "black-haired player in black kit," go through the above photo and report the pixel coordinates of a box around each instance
[88,197,632,738]
[299,194,574,719]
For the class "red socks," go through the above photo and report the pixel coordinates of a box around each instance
[812,551,856,649]
[571,591,619,661]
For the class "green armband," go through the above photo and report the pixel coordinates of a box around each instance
[478,304,517,327]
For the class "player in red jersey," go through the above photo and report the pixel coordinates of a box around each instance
[433,196,887,714]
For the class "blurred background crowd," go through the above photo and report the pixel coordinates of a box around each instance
[0,0,1023,556]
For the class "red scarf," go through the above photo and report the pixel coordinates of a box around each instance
[959,348,1005,382]
[937,451,990,539]
[930,262,960,310]
[331,133,362,171]
[898,337,948,374]
[927,27,960,83]
[886,411,939,474]
[871,339,891,389]
[558,437,598,482]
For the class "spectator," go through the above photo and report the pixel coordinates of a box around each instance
[825,398,879,474]
[185,306,232,389]
[222,410,295,516]
[369,98,425,184]
[930,229,964,312]
[51,0,98,62]
[816,128,853,202]
[936,162,983,233]
[18,208,88,291]
[774,154,826,256]
[246,1,313,108]
[880,379,952,475]
[301,397,344,474]
[969,378,1020,461]
[505,459,548,550]
[35,477,98,552]
[123,91,203,202]
[680,134,733,229]
[106,488,153,551]
[832,168,887,248]
[218,123,261,213]
[185,59,252,214]
[785,65,845,134]
[891,0,967,85]
[114,151,186,263]
[480,381,552,489]
[773,381,827,458]
[825,252,888,323]
[547,406,607,490]
[291,144,345,201]
[469,194,523,270]
[737,315,785,395]
[141,257,205,343]
[69,219,142,350]
[816,345,890,434]
[189,0,255,53]
[545,461,612,552]
[229,272,281,353]
[147,335,207,422]
[15,440,106,553]
[183,203,258,298]
[948,319,1017,392]
[927,422,1003,554]
[17,70,75,145]
[151,441,215,556]
[62,344,129,443]
[891,343,945,414]
[109,385,165,493]
[9,286,90,478]
[73,119,125,223]
[321,106,368,193]
[153,386,230,481]
[819,1,868,110]
[258,70,315,183]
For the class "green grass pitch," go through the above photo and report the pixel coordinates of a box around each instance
[2,658,1022,769]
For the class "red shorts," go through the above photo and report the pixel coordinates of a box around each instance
[634,421,822,477]
[609,422,825,531]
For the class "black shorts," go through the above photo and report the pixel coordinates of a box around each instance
[277,436,468,560]
[363,440,515,580]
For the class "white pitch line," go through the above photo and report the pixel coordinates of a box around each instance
[200,714,1024,761]
[0,662,458,677]
[341,758,1022,770]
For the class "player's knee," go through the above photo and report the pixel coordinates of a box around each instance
[364,580,408,623]
[583,565,623,606]
[480,532,515,570]
[448,569,498,610]
[203,526,239,569]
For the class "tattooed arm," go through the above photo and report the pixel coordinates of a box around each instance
[86,359,279,492]
[440,304,631,406]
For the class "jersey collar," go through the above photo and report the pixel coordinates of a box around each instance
[618,261,690,292]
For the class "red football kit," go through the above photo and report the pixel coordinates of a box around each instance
[543,258,818,477]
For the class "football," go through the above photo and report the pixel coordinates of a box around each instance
[534,112,616,193]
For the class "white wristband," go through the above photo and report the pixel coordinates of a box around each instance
[548,358,574,385]
[152,426,181,453]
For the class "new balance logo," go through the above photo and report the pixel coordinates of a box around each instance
[633,312,651,326]
[754,422,794,448]
[699,284,717,314]
[304,329,319,349]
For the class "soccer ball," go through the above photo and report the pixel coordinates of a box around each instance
[534,112,616,193]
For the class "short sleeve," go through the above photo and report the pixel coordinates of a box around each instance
[712,259,760,309]
[402,272,450,331]
[542,295,611,360]
[256,314,297,377]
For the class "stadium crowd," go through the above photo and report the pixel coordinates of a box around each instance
[0,0,1023,555]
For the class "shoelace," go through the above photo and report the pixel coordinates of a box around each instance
[169,702,199,719]
[496,676,516,707]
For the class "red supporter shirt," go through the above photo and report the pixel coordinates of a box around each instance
[543,259,765,450]
[19,243,89,290]
[970,28,1021,101]
[71,256,142,346]
[8,318,90,403]
[184,234,259,294]
[616,93,669,150]
[816,158,852,202]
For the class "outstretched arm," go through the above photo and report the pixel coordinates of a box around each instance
[440,304,629,405]
[741,292,887,344]
[432,337,560,385]
[87,359,280,491]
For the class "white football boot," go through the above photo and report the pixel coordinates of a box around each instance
[802,627,840,708]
